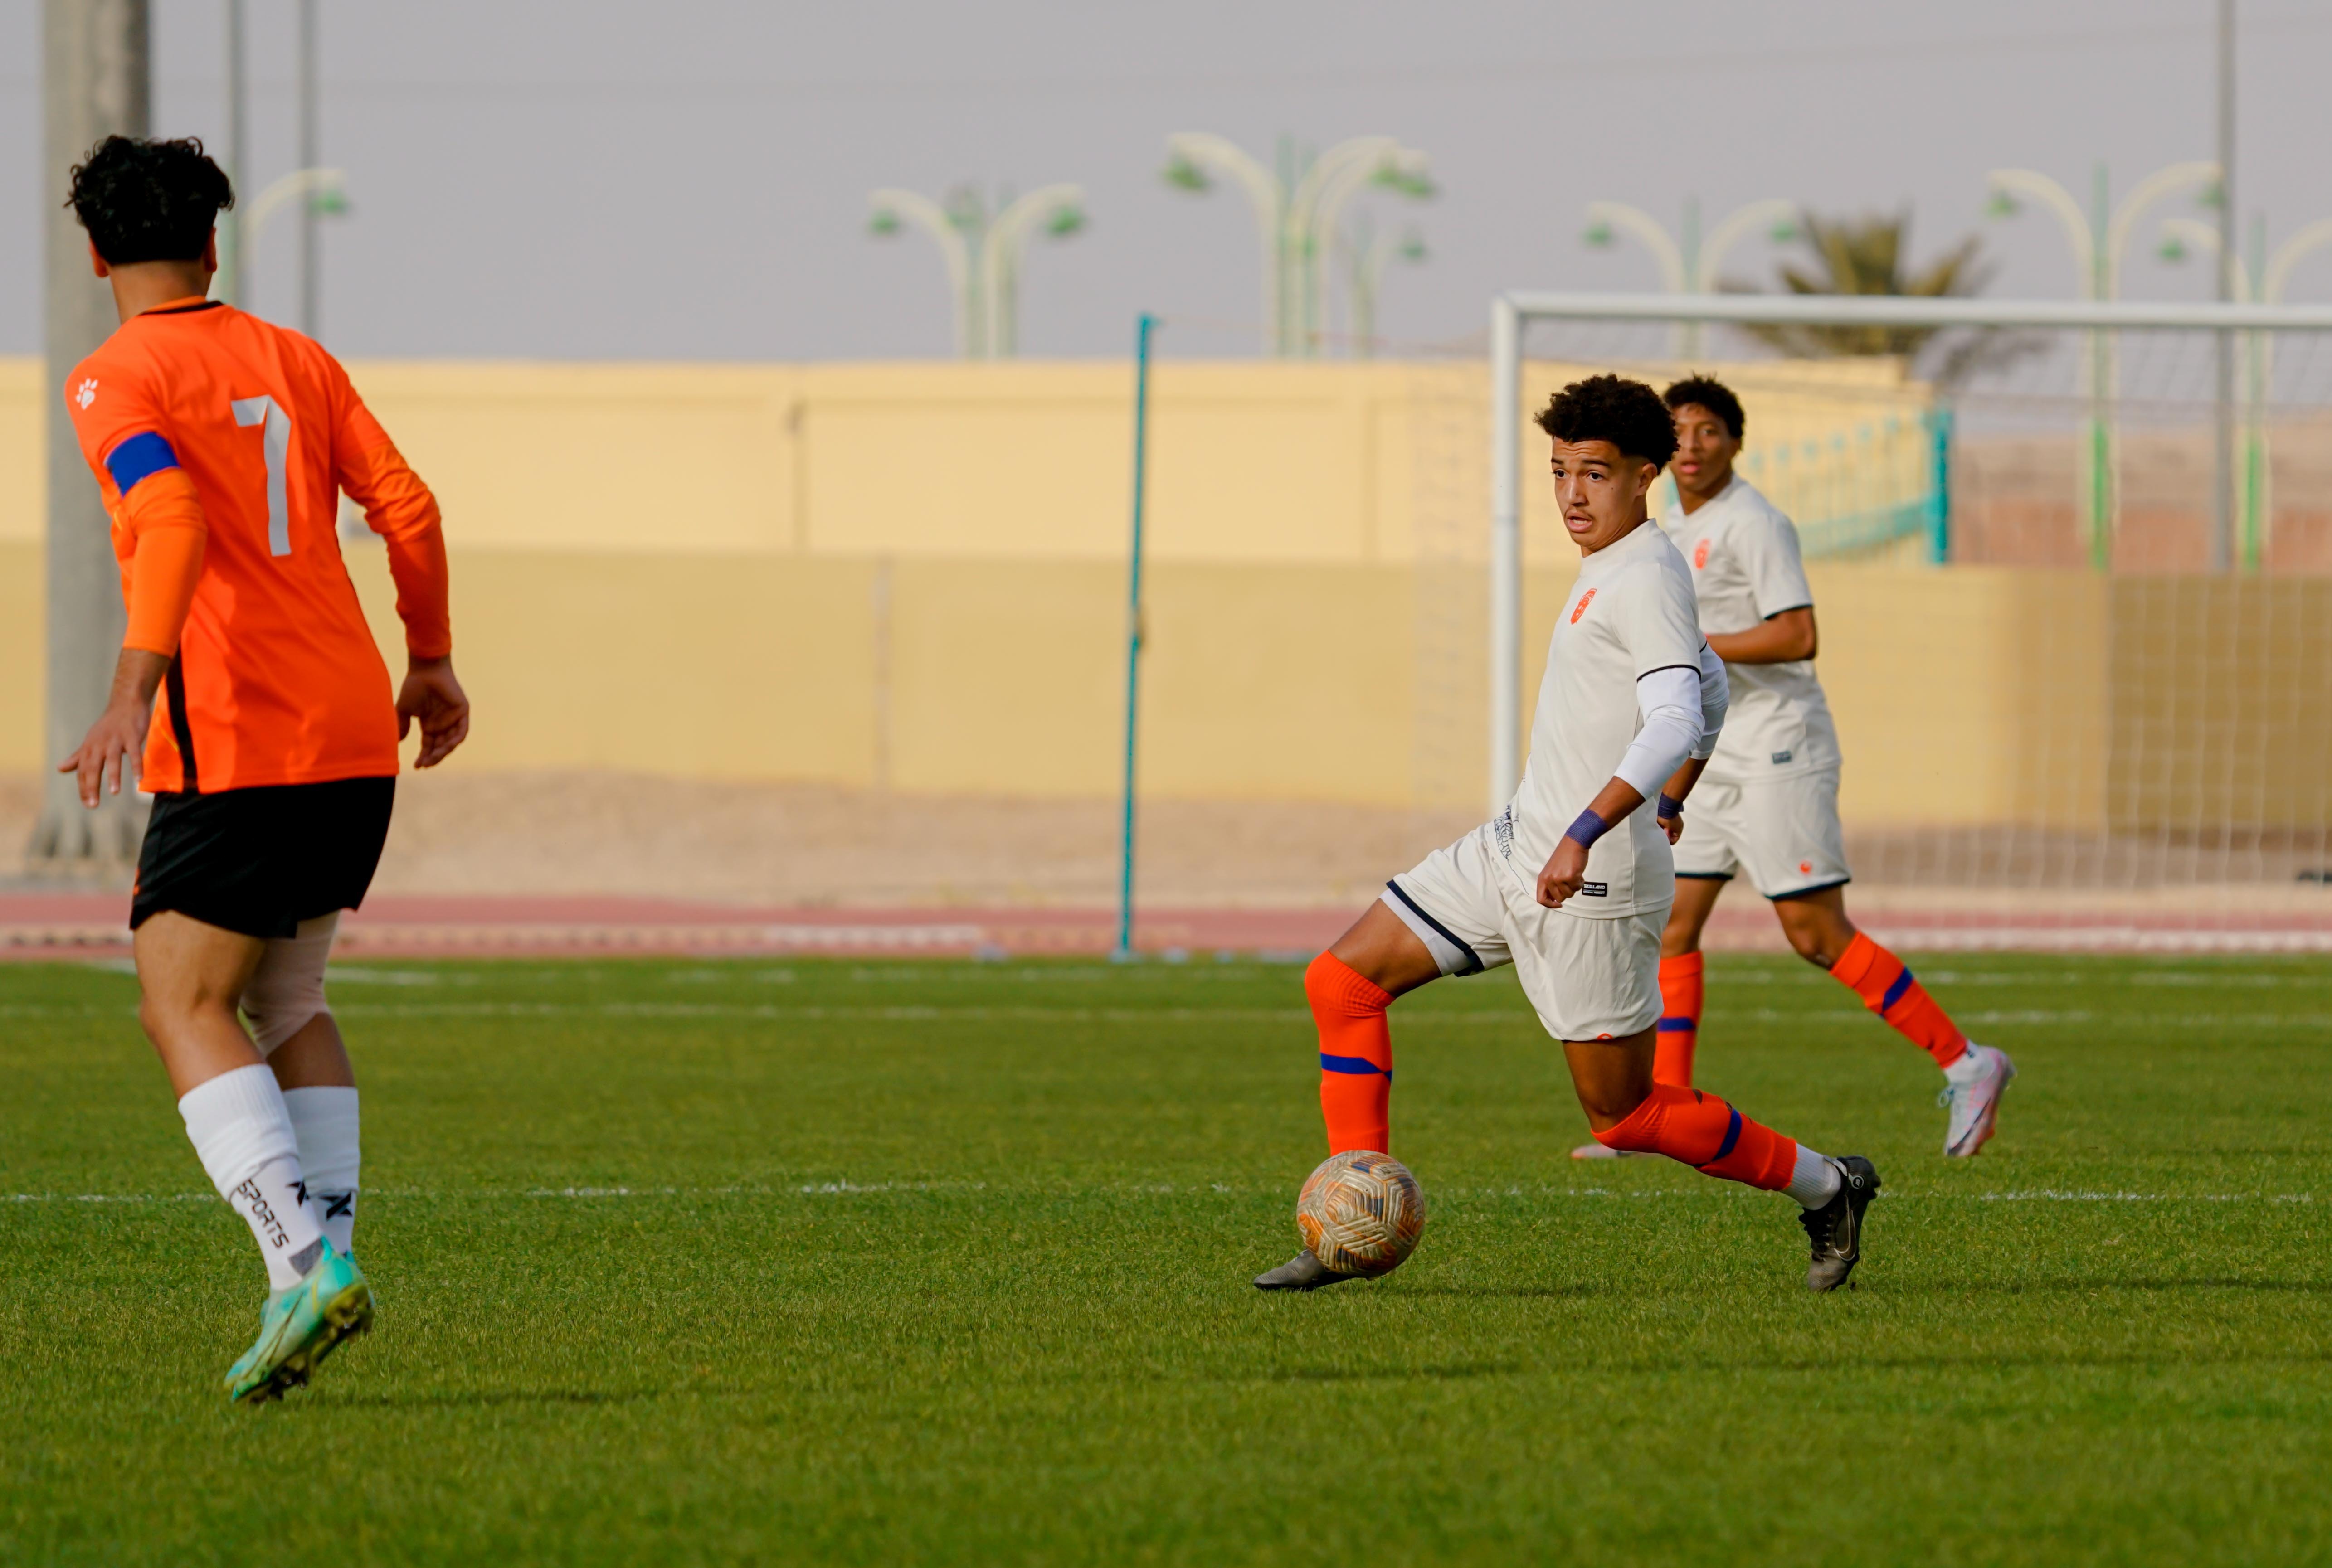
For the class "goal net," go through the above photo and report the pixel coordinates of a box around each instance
[1452,292,2332,937]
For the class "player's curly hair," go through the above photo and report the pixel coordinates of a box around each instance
[1662,374,1746,439]
[67,136,234,266]
[1534,374,1678,468]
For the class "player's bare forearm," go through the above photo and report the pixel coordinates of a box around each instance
[396,655,471,768]
[1655,757,1708,845]
[60,647,168,806]
[1537,776,1648,908]
[1706,606,1817,665]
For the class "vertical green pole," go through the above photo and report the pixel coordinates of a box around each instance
[1927,403,1954,564]
[1115,314,1156,960]
[2242,212,2267,571]
[2089,162,2113,571]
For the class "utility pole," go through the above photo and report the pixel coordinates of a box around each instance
[32,0,151,871]
[220,0,244,303]
[2212,0,2236,572]
[297,0,320,337]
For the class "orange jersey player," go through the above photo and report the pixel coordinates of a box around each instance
[55,136,470,1403]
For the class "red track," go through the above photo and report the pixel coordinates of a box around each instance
[4,892,2328,958]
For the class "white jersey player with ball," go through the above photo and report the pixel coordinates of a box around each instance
[1259,374,1884,1298]
[1579,376,2014,1160]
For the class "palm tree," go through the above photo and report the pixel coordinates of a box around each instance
[1727,210,2024,382]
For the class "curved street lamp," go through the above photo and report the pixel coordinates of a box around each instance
[1582,197,1797,356]
[1344,219,1427,358]
[214,166,348,309]
[1165,132,1430,356]
[870,189,977,358]
[982,184,1085,358]
[2161,214,2332,566]
[1986,160,2218,565]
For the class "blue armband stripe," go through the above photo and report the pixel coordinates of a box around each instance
[104,431,180,495]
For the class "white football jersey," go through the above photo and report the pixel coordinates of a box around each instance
[1508,519,1704,919]
[1660,475,1840,784]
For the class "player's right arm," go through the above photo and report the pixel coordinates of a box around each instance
[58,364,211,805]
[331,377,470,767]
[1704,506,1817,665]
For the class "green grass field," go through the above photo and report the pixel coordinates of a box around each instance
[3,951,2329,1566]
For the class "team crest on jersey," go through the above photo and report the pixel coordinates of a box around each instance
[74,379,97,409]
[1569,587,1597,624]
[1693,538,1710,569]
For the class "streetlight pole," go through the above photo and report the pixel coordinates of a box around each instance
[219,0,245,305]
[297,0,320,338]
[980,184,1084,359]
[2211,0,2237,573]
[35,0,151,871]
[1582,197,1795,358]
[869,189,978,358]
[1345,216,1426,358]
[1164,134,1282,355]
[1988,159,2218,568]
[2168,214,2332,568]
[1166,132,1429,357]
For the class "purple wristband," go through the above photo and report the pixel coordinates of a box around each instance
[1563,808,1609,848]
[1657,793,1683,819]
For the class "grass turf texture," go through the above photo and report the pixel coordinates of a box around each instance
[3,953,2329,1567]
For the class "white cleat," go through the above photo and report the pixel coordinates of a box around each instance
[1569,1142,1651,1160]
[1940,1042,2016,1157]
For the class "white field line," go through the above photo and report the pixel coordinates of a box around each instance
[9,1186,2314,1205]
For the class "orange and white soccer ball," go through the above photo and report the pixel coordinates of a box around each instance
[1297,1150,1426,1277]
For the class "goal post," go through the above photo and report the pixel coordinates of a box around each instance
[1484,290,2332,897]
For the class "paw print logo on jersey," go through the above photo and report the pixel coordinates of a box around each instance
[74,379,97,410]
[1693,538,1711,569]
[1570,587,1597,624]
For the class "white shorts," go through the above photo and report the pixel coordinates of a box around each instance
[1670,766,1851,900]
[1380,820,1663,1043]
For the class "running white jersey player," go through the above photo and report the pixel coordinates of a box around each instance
[1570,376,2012,1159]
[1259,374,1883,1296]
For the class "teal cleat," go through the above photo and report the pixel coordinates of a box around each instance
[224,1240,374,1404]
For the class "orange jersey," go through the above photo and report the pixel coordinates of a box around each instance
[65,299,451,793]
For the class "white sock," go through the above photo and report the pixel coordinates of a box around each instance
[283,1086,360,1259]
[1783,1144,1843,1209]
[1944,1043,1990,1085]
[179,1064,325,1290]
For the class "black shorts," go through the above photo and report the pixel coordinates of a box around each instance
[131,777,395,940]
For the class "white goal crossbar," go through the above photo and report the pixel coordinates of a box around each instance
[1485,291,2332,811]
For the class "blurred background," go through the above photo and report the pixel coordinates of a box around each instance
[3,0,2328,952]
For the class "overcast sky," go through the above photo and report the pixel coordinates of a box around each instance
[3,0,2328,361]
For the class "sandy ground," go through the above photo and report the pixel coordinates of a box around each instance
[0,772,1475,909]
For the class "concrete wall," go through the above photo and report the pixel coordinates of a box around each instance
[5,355,2309,836]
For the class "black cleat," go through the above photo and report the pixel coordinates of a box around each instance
[1799,1156,1880,1292]
[1253,1250,1358,1291]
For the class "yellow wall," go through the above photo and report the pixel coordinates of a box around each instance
[10,354,2288,835]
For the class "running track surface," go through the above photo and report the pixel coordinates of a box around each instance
[4,893,2329,958]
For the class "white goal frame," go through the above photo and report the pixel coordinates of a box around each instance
[1485,290,2332,813]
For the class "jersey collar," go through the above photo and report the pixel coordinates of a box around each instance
[138,297,225,318]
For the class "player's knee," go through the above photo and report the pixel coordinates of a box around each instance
[1589,1087,1658,1148]
[239,925,335,1058]
[1305,951,1386,1018]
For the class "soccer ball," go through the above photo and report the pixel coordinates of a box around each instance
[1297,1150,1426,1277]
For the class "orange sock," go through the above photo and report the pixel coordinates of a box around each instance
[1592,1083,1798,1190]
[1652,951,1704,1088]
[1307,952,1394,1155]
[1831,931,1967,1070]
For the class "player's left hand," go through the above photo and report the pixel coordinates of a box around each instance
[58,699,151,807]
[1659,806,1684,845]
[397,656,471,768]
[1537,839,1588,908]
